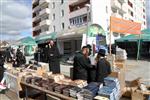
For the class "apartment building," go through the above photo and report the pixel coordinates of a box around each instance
[32,0,147,54]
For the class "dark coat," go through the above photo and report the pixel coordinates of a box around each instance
[0,53,5,81]
[95,58,111,83]
[73,52,92,80]
[16,50,26,67]
[47,45,60,74]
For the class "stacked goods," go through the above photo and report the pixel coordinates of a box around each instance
[49,74,65,83]
[62,86,75,96]
[94,96,109,100]
[69,87,82,98]
[41,79,54,89]
[77,89,93,100]
[57,78,72,85]
[116,48,127,60]
[98,86,115,100]
[83,82,99,97]
[70,80,88,88]
[54,84,67,94]
[98,77,121,100]
[48,83,60,91]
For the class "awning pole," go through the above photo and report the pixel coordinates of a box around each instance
[136,34,141,60]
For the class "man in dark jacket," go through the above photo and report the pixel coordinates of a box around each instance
[47,40,60,74]
[95,49,111,83]
[0,51,5,81]
[16,49,26,67]
[73,46,93,81]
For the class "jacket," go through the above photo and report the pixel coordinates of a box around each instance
[95,58,111,83]
[73,52,92,80]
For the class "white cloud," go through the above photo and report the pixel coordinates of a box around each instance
[0,0,32,35]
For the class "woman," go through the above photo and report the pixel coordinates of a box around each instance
[95,49,111,83]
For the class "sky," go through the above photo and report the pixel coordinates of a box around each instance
[0,0,32,41]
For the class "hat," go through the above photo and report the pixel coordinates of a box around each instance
[98,49,106,57]
[86,44,92,51]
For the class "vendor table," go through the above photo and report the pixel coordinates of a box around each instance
[20,82,75,100]
[3,71,22,100]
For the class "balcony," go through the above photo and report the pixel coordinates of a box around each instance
[40,20,50,27]
[33,25,41,31]
[39,0,50,6]
[39,8,50,16]
[69,7,88,18]
[111,0,121,10]
[118,0,126,4]
[69,0,88,5]
[112,13,122,18]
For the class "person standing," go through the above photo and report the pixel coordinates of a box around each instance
[0,51,5,81]
[95,49,111,83]
[47,40,60,74]
[73,46,93,81]
[16,49,26,67]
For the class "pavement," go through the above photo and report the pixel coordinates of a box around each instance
[125,60,150,83]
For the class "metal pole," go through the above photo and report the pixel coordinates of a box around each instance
[137,34,141,60]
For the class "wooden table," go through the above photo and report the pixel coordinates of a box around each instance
[20,82,76,100]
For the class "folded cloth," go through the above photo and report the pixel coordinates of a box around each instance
[77,89,93,100]
[94,96,109,100]
[48,83,59,91]
[69,87,82,98]
[63,86,75,96]
[83,82,99,96]
[54,84,67,94]
[98,86,115,100]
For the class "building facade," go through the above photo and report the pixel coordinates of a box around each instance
[32,0,147,54]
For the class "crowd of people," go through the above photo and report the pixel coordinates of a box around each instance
[0,47,26,81]
[0,40,112,84]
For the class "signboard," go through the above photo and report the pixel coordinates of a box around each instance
[110,16,141,34]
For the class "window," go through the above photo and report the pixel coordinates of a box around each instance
[143,15,145,19]
[52,2,55,9]
[52,13,55,20]
[61,0,64,4]
[61,23,65,29]
[128,0,133,8]
[53,26,56,32]
[131,11,133,17]
[61,10,64,17]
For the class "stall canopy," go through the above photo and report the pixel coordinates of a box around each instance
[18,37,37,46]
[116,29,150,42]
[35,32,57,43]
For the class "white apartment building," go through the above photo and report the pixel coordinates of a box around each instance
[32,0,147,54]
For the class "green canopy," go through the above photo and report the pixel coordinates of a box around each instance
[141,29,150,34]
[18,37,37,46]
[116,29,150,42]
[35,32,56,43]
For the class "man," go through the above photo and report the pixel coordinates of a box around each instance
[86,44,96,82]
[0,51,5,81]
[73,46,93,81]
[47,40,60,74]
[16,49,26,67]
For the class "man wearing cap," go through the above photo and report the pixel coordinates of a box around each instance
[95,49,111,83]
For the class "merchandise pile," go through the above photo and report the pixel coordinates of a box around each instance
[116,47,127,60]
[97,77,120,100]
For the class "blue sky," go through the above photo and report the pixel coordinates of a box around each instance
[0,0,32,41]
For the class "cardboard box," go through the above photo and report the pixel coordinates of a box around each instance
[109,68,125,95]
[132,89,145,100]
